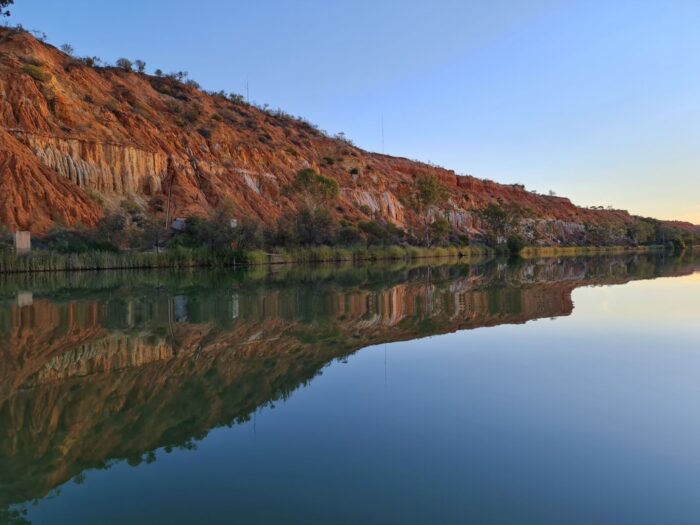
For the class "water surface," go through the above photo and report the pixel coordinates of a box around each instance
[1,255,699,524]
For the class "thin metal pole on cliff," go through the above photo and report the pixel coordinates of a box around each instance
[381,114,385,154]
[165,157,175,229]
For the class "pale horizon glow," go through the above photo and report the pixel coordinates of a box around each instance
[10,0,700,224]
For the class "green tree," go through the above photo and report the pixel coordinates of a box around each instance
[429,217,452,247]
[506,236,525,255]
[292,168,339,207]
[296,207,335,246]
[284,169,340,246]
[359,220,403,247]
[1,0,13,18]
[116,58,133,71]
[414,175,449,247]
[96,212,127,247]
[584,223,613,246]
[628,220,654,245]
[175,203,238,251]
[273,207,336,247]
[336,219,362,246]
[480,203,521,246]
[140,215,167,253]
[234,217,263,250]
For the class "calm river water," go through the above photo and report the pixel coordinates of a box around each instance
[1,254,699,524]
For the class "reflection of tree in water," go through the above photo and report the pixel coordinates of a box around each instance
[0,253,697,521]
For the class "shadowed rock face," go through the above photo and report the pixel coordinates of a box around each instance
[0,255,697,515]
[3,28,697,242]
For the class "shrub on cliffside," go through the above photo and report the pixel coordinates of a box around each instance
[412,175,448,247]
[291,169,339,206]
[22,63,50,82]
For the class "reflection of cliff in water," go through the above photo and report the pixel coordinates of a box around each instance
[0,254,697,514]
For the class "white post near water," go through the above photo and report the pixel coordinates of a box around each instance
[14,231,31,255]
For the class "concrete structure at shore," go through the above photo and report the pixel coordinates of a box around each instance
[14,231,31,255]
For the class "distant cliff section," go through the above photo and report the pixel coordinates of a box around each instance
[0,27,698,245]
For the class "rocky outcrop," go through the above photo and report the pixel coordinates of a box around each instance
[20,132,168,197]
[0,128,102,232]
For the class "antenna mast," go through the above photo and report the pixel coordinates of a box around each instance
[381,114,385,154]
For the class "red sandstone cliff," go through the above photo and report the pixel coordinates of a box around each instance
[0,28,697,241]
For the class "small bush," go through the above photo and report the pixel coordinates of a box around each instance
[41,229,119,254]
[292,169,339,202]
[85,189,104,204]
[183,103,202,124]
[352,247,371,261]
[104,99,120,113]
[507,236,525,255]
[333,248,353,261]
[407,246,426,259]
[116,58,133,71]
[247,250,269,265]
[22,64,50,82]
[384,246,405,260]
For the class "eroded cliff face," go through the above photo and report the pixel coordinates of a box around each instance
[0,128,103,232]
[2,27,684,240]
[21,132,168,197]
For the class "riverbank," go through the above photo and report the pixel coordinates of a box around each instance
[518,244,668,259]
[1,243,691,274]
[244,245,489,265]
[0,245,489,274]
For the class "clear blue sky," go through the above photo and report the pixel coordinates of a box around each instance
[10,0,700,223]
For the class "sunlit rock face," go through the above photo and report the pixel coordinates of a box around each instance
[4,27,695,243]
[0,254,697,512]
[23,134,168,196]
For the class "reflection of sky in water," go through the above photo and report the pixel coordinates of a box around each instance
[572,271,700,329]
[6,263,700,525]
